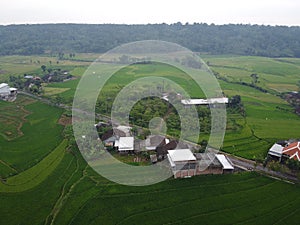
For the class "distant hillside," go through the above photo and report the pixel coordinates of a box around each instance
[0,23,300,57]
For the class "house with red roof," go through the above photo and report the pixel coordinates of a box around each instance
[282,142,300,161]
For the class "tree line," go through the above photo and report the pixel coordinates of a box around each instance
[0,23,300,57]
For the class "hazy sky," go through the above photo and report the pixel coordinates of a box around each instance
[1,0,300,26]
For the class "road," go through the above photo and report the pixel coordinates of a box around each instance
[226,154,298,182]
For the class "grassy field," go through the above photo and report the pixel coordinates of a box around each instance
[204,56,300,93]
[0,95,64,177]
[0,96,35,140]
[0,139,67,192]
[46,79,80,102]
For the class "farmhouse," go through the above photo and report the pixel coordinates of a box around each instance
[167,149,235,178]
[167,149,197,178]
[195,153,223,175]
[0,83,17,101]
[282,141,300,161]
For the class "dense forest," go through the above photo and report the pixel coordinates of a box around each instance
[0,23,300,57]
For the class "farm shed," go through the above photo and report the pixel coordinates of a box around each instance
[195,153,223,175]
[215,154,234,173]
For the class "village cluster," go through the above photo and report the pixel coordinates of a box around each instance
[96,123,234,178]
[95,96,235,179]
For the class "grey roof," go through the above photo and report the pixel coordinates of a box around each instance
[195,153,221,170]
[268,143,283,157]
[167,149,196,162]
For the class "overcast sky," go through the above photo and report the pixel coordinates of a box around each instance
[0,0,299,26]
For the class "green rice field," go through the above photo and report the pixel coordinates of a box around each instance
[0,54,300,225]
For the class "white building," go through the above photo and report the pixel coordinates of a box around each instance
[167,149,197,178]
[167,149,234,178]
[115,136,134,152]
[215,154,234,170]
[268,143,284,159]
[0,83,17,101]
[181,97,228,106]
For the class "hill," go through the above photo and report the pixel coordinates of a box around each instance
[0,23,300,57]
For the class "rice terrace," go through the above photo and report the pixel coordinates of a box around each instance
[1,22,300,225]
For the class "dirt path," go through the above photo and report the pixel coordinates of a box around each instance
[15,103,32,138]
[45,151,88,225]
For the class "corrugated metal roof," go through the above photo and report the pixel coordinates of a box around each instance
[215,154,234,170]
[118,137,134,151]
[181,97,228,105]
[268,143,283,157]
[167,149,196,162]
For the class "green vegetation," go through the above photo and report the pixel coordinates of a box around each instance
[206,56,300,93]
[95,59,300,160]
[0,140,67,192]
[3,55,300,161]
[0,55,89,83]
[2,160,300,225]
[46,79,80,103]
[0,95,64,177]
[1,24,300,57]
[0,96,35,140]
[1,54,300,225]
[203,56,300,160]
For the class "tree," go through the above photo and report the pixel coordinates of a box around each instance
[229,95,241,107]
[250,73,259,84]
[0,24,300,57]
[41,65,46,72]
